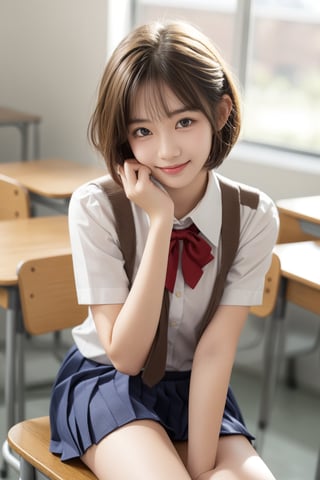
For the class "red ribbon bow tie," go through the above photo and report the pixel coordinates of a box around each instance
[165,224,214,293]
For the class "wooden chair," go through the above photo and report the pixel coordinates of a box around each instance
[0,173,30,220]
[0,175,30,478]
[7,417,96,480]
[4,254,92,479]
[0,174,31,310]
[250,252,281,319]
[238,253,282,452]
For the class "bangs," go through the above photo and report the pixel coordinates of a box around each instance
[127,78,203,124]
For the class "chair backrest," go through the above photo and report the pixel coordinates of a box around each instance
[250,252,281,318]
[0,173,30,219]
[17,254,87,335]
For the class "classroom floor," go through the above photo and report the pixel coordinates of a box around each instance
[0,332,319,480]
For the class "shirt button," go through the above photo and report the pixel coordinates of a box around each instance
[170,321,178,328]
[175,291,182,298]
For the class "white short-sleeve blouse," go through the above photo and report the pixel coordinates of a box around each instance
[69,171,279,370]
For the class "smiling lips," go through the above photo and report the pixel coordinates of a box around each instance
[158,160,190,175]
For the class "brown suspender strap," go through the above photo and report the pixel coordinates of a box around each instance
[98,175,259,387]
[197,178,241,337]
[93,177,136,287]
[198,177,259,337]
[141,290,169,386]
[196,177,258,338]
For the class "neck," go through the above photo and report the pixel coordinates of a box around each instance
[168,171,209,219]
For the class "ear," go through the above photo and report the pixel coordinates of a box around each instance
[216,94,232,131]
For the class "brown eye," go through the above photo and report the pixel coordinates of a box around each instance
[135,127,151,137]
[177,118,192,128]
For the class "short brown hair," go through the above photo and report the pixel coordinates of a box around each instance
[89,21,241,184]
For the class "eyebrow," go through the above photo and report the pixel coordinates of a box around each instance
[128,107,196,125]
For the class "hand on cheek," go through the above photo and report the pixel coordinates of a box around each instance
[118,160,174,221]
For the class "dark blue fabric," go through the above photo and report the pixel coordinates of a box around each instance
[50,345,254,461]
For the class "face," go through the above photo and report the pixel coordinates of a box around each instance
[126,84,213,197]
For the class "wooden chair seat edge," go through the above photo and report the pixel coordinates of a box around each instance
[7,416,97,480]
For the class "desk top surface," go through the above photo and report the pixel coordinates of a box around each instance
[276,195,320,225]
[274,241,320,289]
[0,159,106,198]
[0,216,70,286]
[0,106,41,125]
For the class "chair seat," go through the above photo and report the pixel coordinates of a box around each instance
[8,416,97,480]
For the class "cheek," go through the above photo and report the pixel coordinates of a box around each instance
[190,128,212,158]
[203,127,213,155]
[128,140,153,164]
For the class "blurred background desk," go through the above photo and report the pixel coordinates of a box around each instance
[277,195,320,242]
[0,107,41,161]
[274,241,320,317]
[274,240,320,480]
[258,241,320,453]
[0,158,106,213]
[0,216,70,477]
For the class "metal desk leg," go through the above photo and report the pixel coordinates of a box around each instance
[19,124,29,161]
[16,311,25,422]
[20,458,36,480]
[1,288,20,478]
[33,122,40,159]
[255,278,288,453]
[315,450,320,480]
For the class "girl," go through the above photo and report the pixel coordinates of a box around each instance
[50,21,279,479]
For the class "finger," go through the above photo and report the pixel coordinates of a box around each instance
[123,159,141,183]
[137,165,152,183]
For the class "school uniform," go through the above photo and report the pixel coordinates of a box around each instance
[49,171,279,461]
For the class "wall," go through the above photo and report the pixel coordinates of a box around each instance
[0,0,108,164]
[219,143,320,201]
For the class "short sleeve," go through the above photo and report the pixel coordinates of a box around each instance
[68,182,130,305]
[221,190,279,306]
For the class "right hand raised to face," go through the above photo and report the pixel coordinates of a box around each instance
[118,159,174,222]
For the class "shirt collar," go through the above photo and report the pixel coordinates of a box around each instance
[173,171,222,247]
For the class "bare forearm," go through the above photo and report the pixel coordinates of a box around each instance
[188,352,232,479]
[187,306,249,479]
[109,216,172,372]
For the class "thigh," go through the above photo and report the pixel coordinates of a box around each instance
[81,419,191,480]
[212,435,276,480]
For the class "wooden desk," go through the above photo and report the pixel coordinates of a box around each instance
[0,107,41,161]
[0,216,70,477]
[274,241,320,315]
[257,241,320,470]
[277,196,320,243]
[0,158,106,213]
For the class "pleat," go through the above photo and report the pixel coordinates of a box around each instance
[50,346,254,461]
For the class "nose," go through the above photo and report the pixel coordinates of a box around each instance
[158,133,181,161]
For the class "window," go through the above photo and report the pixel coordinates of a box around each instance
[133,0,320,157]
[133,0,237,65]
[244,1,320,155]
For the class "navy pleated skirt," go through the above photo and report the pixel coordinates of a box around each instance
[50,345,254,461]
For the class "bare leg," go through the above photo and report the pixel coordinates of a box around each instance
[198,435,276,480]
[81,419,191,480]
